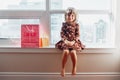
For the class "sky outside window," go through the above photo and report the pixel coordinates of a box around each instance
[0,0,46,10]
[50,0,111,10]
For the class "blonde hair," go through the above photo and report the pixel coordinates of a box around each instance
[65,7,78,22]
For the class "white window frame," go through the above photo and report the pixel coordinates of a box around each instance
[0,0,117,53]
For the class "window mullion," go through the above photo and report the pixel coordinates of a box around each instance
[50,10,110,14]
[46,0,51,45]
[0,10,45,19]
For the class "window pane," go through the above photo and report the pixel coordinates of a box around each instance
[51,14,64,45]
[50,0,111,10]
[0,0,46,10]
[51,14,114,48]
[0,19,40,47]
[79,14,113,48]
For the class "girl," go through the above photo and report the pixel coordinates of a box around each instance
[55,8,85,77]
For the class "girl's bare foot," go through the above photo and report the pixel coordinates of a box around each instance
[61,69,65,77]
[72,68,76,75]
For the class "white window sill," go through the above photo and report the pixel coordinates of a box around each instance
[0,47,116,54]
[0,39,116,53]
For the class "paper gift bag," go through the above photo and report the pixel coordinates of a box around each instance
[21,24,39,48]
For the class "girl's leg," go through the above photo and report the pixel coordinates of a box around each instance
[70,50,77,75]
[61,49,69,77]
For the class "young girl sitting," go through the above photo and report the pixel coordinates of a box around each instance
[55,7,85,77]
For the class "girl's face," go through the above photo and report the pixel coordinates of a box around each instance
[66,13,76,22]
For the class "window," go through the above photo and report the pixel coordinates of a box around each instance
[78,14,112,48]
[51,14,64,45]
[50,0,116,48]
[0,0,116,48]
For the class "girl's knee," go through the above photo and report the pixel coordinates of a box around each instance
[70,50,76,54]
[63,50,69,53]
[63,50,69,55]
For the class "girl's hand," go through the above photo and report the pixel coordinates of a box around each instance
[65,40,75,46]
[76,37,79,41]
[68,41,75,46]
[64,40,68,44]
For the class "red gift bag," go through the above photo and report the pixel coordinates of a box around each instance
[21,24,39,48]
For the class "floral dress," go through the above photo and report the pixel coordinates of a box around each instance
[55,22,85,51]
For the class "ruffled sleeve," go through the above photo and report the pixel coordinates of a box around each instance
[75,23,80,37]
[75,23,80,40]
[60,23,67,41]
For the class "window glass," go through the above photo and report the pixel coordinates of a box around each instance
[0,0,46,10]
[79,14,112,48]
[50,0,111,10]
[51,14,64,45]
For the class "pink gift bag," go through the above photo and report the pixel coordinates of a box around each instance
[21,24,39,48]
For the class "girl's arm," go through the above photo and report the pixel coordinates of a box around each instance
[75,24,80,41]
[60,23,67,41]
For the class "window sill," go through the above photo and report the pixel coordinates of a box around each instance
[0,47,116,54]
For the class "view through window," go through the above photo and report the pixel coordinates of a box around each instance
[0,0,115,48]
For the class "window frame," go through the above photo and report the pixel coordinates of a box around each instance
[0,0,116,50]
